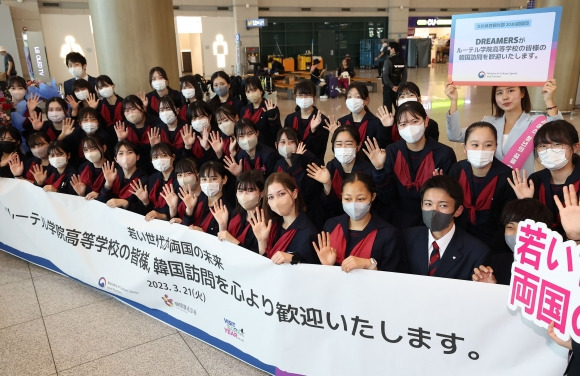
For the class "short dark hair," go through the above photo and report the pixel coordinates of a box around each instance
[159,95,178,117]
[78,107,100,122]
[346,82,369,101]
[186,100,212,123]
[114,140,139,156]
[294,80,316,96]
[96,75,114,88]
[243,76,264,94]
[199,160,227,178]
[276,127,299,143]
[397,82,421,98]
[395,101,427,125]
[149,67,169,83]
[123,95,145,113]
[234,118,258,139]
[27,132,50,148]
[65,52,86,66]
[0,126,21,146]
[235,170,265,215]
[331,125,361,149]
[150,141,173,159]
[175,157,199,175]
[501,198,553,227]
[464,121,498,144]
[533,119,580,164]
[7,76,26,89]
[45,97,68,115]
[388,42,401,54]
[343,171,376,195]
[420,175,464,211]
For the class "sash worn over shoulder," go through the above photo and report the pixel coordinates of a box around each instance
[458,170,498,224]
[502,116,547,170]
[329,222,377,265]
[393,149,435,191]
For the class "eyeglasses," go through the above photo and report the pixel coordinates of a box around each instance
[536,144,570,154]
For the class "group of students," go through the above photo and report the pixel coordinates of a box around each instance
[0,51,578,372]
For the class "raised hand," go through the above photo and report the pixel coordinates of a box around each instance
[295,142,306,155]
[323,118,340,135]
[210,199,229,231]
[248,208,272,242]
[129,179,149,205]
[223,155,243,177]
[31,164,47,185]
[59,117,76,139]
[472,265,497,284]
[148,127,161,146]
[313,231,337,266]
[180,124,196,149]
[363,137,386,170]
[228,136,238,157]
[209,131,224,158]
[178,184,198,214]
[444,82,458,101]
[137,91,148,109]
[306,163,331,185]
[554,184,580,241]
[507,168,534,199]
[27,94,41,113]
[310,111,322,133]
[65,95,80,112]
[542,79,557,107]
[8,153,24,177]
[87,93,99,109]
[28,110,44,131]
[377,105,395,127]
[265,99,277,111]
[160,183,179,212]
[70,174,87,196]
[114,121,128,141]
[197,126,210,150]
[102,161,118,187]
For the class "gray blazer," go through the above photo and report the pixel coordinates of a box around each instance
[446,110,563,176]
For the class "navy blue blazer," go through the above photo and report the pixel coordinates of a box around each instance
[64,75,97,98]
[401,225,491,281]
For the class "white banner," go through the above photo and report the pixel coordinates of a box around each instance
[0,178,568,375]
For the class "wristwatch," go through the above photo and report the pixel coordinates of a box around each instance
[290,254,301,265]
[367,258,377,270]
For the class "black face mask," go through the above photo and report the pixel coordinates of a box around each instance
[0,141,17,154]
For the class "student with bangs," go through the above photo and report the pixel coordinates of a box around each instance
[70,135,110,199]
[178,75,205,121]
[0,126,24,178]
[240,76,281,149]
[508,120,580,234]
[283,80,329,160]
[448,121,515,245]
[6,76,38,140]
[166,158,201,223]
[94,75,123,130]
[369,101,456,228]
[9,132,51,182]
[183,100,215,163]
[68,107,115,164]
[208,71,243,116]
[211,170,264,253]
[67,78,96,118]
[26,97,70,142]
[63,52,97,98]
[98,140,149,214]
[145,66,182,117]
[32,140,75,194]
[115,95,165,173]
[224,119,277,178]
[212,104,239,159]
[249,172,319,265]
[156,95,189,159]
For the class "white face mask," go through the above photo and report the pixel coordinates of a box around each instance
[32,145,49,159]
[152,79,167,91]
[9,88,26,101]
[246,91,262,104]
[75,89,90,101]
[69,66,84,78]
[48,111,66,123]
[345,98,364,114]
[159,111,177,125]
[237,193,261,210]
[152,157,172,173]
[342,201,371,221]
[398,124,425,144]
[116,155,137,170]
[125,112,143,124]
[218,120,235,136]
[397,97,418,106]
[238,136,258,152]
[278,144,296,159]
[334,147,357,164]
[81,122,99,134]
[538,148,570,170]
[192,118,210,133]
[98,86,114,98]
[296,97,314,109]
[201,182,221,197]
[182,88,195,99]
[466,149,495,168]
[49,156,67,169]
[84,150,102,163]
[177,175,197,189]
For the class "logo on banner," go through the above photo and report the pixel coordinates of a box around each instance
[98,277,106,288]
[224,318,245,341]
[162,294,174,307]
[478,71,486,79]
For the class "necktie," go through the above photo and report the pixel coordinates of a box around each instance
[429,241,440,276]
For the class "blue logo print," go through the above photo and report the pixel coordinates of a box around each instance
[478,71,486,79]
[98,277,107,288]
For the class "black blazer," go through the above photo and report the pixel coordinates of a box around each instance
[64,75,97,98]
[401,225,491,281]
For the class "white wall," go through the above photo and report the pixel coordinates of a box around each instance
[200,16,236,77]
[0,5,22,77]
[39,14,98,86]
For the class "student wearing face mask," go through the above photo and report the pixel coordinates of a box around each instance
[208,71,243,116]
[69,107,114,164]
[141,142,179,222]
[98,141,148,214]
[155,96,188,159]
[371,101,456,228]
[508,120,580,235]
[314,171,400,272]
[241,76,281,149]
[183,101,216,163]
[250,172,319,265]
[11,132,51,182]
[448,122,515,245]
[95,75,123,131]
[25,97,69,142]
[273,128,324,228]
[163,158,202,223]
[212,104,239,159]
[0,126,24,178]
[338,82,390,148]
[224,119,277,178]
[70,135,110,199]
[178,75,205,121]
[145,67,182,117]
[7,76,41,152]
[182,161,233,236]
[116,95,165,174]
[66,78,97,119]
[283,80,329,160]
[472,198,552,285]
[211,170,264,253]
[307,125,375,220]
[63,52,97,98]
[33,140,76,194]
[399,176,490,280]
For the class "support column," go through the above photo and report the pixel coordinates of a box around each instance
[232,0,260,73]
[530,0,580,112]
[388,0,410,41]
[88,0,179,96]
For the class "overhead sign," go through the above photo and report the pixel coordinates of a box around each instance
[26,31,50,80]
[409,17,452,28]
[246,18,267,29]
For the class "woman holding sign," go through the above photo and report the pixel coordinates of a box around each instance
[445,79,562,176]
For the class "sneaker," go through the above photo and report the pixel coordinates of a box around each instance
[319,95,328,100]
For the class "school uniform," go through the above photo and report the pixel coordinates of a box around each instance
[24,120,62,142]
[390,117,440,144]
[23,156,48,182]
[156,118,195,161]
[227,212,259,253]
[182,193,233,236]
[0,151,25,178]
[209,95,243,117]
[123,116,166,174]
[566,341,579,376]
[64,75,97,98]
[374,138,457,228]
[77,160,108,196]
[240,100,281,149]
[69,126,116,165]
[97,167,148,214]
[235,143,278,177]
[265,212,319,265]
[449,159,516,245]
[338,111,390,148]
[143,170,179,218]
[401,224,491,281]
[97,95,124,128]
[146,88,182,117]
[41,164,76,195]
[324,213,401,271]
[283,107,329,160]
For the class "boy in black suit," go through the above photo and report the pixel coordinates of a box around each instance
[400,175,490,280]
[63,52,97,98]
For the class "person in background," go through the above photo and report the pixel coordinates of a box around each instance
[267,57,285,75]
[382,42,407,114]
[63,52,96,98]
[374,38,388,78]
[0,46,17,77]
[336,58,356,93]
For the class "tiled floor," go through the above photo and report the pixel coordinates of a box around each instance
[1,65,578,376]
